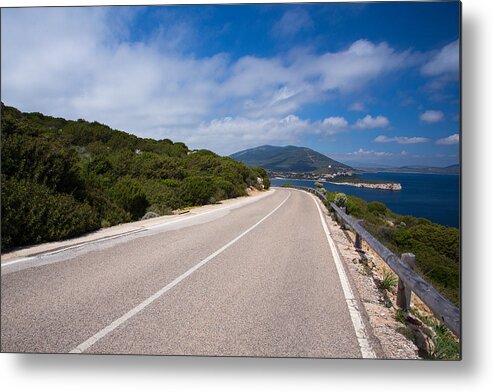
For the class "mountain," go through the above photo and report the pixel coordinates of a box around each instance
[230,145,353,173]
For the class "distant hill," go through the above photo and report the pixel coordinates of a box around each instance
[231,145,353,174]
[358,164,460,175]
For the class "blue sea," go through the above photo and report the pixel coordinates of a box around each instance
[271,172,460,228]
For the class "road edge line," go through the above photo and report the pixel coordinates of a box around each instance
[310,194,377,359]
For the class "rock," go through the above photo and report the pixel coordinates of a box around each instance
[409,324,435,357]
[141,211,160,220]
[421,324,436,339]
[405,314,423,327]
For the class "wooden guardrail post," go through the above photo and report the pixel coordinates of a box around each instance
[354,219,364,251]
[340,206,347,229]
[397,253,416,311]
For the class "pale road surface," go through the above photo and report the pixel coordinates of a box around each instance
[1,188,377,358]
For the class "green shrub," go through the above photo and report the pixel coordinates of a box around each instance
[324,191,336,205]
[431,323,460,360]
[334,193,347,208]
[314,181,323,189]
[1,177,98,250]
[83,184,131,226]
[111,177,149,219]
[212,177,238,200]
[180,176,215,206]
[346,195,366,216]
[381,268,398,290]
[2,133,86,198]
[368,201,387,215]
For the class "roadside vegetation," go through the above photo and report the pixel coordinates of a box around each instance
[1,104,269,250]
[324,191,459,305]
[326,189,460,360]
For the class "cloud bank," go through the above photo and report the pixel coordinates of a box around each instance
[436,134,460,145]
[374,135,430,144]
[1,8,418,153]
[1,7,457,158]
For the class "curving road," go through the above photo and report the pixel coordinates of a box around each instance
[1,188,376,358]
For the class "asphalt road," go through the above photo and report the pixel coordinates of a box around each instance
[1,188,375,358]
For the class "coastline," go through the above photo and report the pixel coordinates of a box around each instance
[327,181,402,191]
[272,177,402,191]
[270,174,459,227]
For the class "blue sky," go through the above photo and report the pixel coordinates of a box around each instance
[1,2,460,166]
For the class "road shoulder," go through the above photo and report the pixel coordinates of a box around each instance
[322,200,420,359]
[1,189,275,263]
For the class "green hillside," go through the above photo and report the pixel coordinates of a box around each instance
[231,145,353,174]
[1,103,269,250]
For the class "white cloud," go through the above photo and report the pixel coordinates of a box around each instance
[292,40,417,93]
[185,115,309,153]
[180,114,348,154]
[354,115,390,129]
[320,117,349,133]
[349,102,365,111]
[347,148,393,157]
[420,110,444,123]
[374,135,430,144]
[1,8,419,154]
[272,8,313,38]
[436,134,460,145]
[422,40,459,76]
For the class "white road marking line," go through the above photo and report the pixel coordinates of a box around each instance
[70,191,291,354]
[1,230,147,269]
[2,190,277,269]
[311,194,376,359]
[43,229,148,255]
[1,256,36,267]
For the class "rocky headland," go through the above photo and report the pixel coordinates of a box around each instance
[328,181,402,191]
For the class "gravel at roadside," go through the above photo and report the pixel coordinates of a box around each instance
[326,211,421,359]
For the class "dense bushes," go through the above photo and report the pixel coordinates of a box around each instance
[367,201,387,215]
[2,133,85,198]
[111,177,150,220]
[1,103,270,250]
[1,177,98,248]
